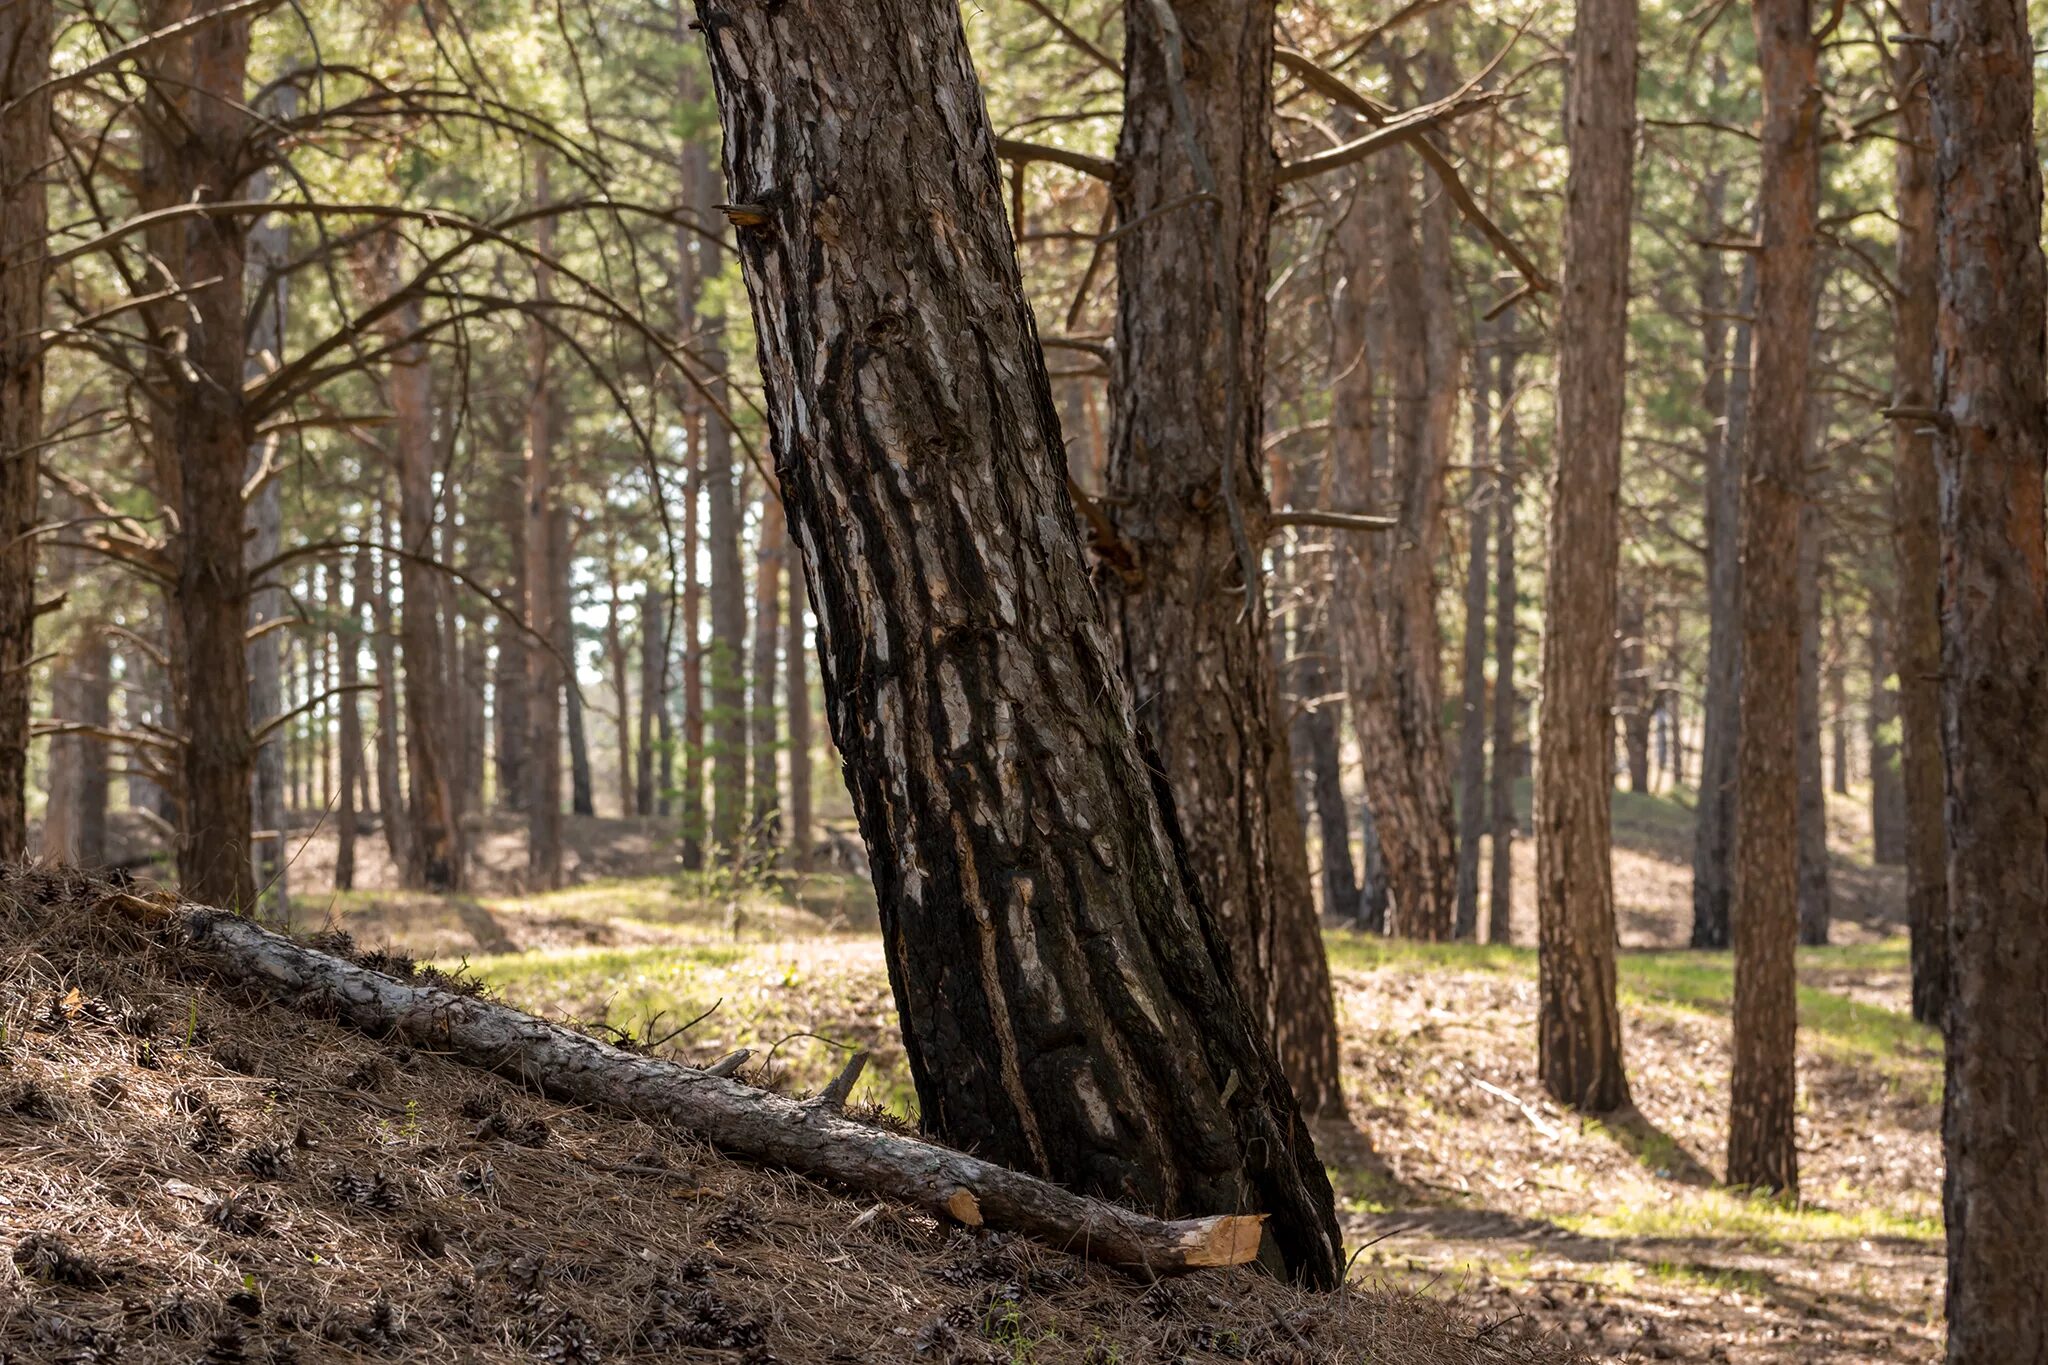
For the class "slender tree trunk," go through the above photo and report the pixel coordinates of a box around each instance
[1295,611,1359,926]
[1534,0,1637,1115]
[1454,328,1492,939]
[1333,150,1458,942]
[42,518,86,864]
[607,566,634,818]
[1891,0,1946,1027]
[380,289,461,892]
[559,510,594,820]
[525,159,564,891]
[786,555,812,870]
[1826,615,1849,796]
[637,581,664,818]
[1729,0,1819,1197]
[695,148,748,861]
[695,0,1342,1284]
[0,0,47,862]
[1796,402,1831,947]
[1488,319,1521,946]
[494,458,530,814]
[750,495,784,851]
[138,0,256,910]
[368,525,409,875]
[1106,0,1339,1113]
[1693,241,1756,949]
[1925,2,2048,1356]
[681,417,707,866]
[1867,607,1905,864]
[334,554,362,892]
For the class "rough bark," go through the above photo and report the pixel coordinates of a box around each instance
[138,0,256,910]
[1453,337,1492,939]
[525,162,564,892]
[1534,0,1636,1115]
[750,495,784,849]
[694,0,1342,1284]
[1332,147,1457,942]
[1729,0,1818,1197]
[1105,0,1339,1113]
[1925,2,2048,1356]
[1890,0,1946,1027]
[1692,244,1756,950]
[106,893,1266,1276]
[0,0,46,862]
[1488,320,1520,946]
[1867,607,1905,866]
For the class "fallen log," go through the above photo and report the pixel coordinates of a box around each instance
[104,893,1265,1276]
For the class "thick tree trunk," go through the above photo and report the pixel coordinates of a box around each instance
[1453,336,1492,939]
[1333,151,1458,942]
[1729,0,1818,1197]
[1488,321,1521,946]
[750,495,784,850]
[525,166,564,891]
[1534,0,1636,1115]
[383,291,461,892]
[1692,242,1756,949]
[1867,608,1905,865]
[0,0,47,862]
[1105,0,1339,1114]
[138,0,256,910]
[1891,0,1946,1028]
[1795,404,1830,947]
[335,553,364,893]
[695,0,1342,1284]
[1925,2,2048,1356]
[786,556,812,870]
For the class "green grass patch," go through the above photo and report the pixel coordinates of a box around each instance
[1559,1187,1941,1249]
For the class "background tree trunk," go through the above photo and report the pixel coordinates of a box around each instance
[1926,0,2048,1355]
[524,171,564,891]
[1618,589,1651,793]
[1867,607,1905,865]
[1454,330,1492,939]
[139,0,256,910]
[1693,243,1756,949]
[1534,0,1637,1114]
[696,0,1343,1284]
[335,551,364,893]
[369,526,409,875]
[1796,391,1831,947]
[1489,316,1521,946]
[557,511,594,820]
[786,555,813,870]
[750,495,784,851]
[1293,609,1359,925]
[637,582,665,818]
[0,0,47,861]
[1106,0,1340,1114]
[1729,0,1818,1197]
[1891,0,1946,1027]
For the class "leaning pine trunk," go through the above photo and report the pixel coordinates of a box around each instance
[693,0,1342,1286]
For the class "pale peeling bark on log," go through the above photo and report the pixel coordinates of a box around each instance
[113,895,1263,1277]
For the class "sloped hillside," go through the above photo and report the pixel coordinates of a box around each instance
[0,866,1567,1365]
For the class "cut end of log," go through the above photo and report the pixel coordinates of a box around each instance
[1172,1214,1267,1269]
[941,1187,983,1227]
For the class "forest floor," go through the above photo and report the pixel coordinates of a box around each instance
[285,784,1937,1364]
